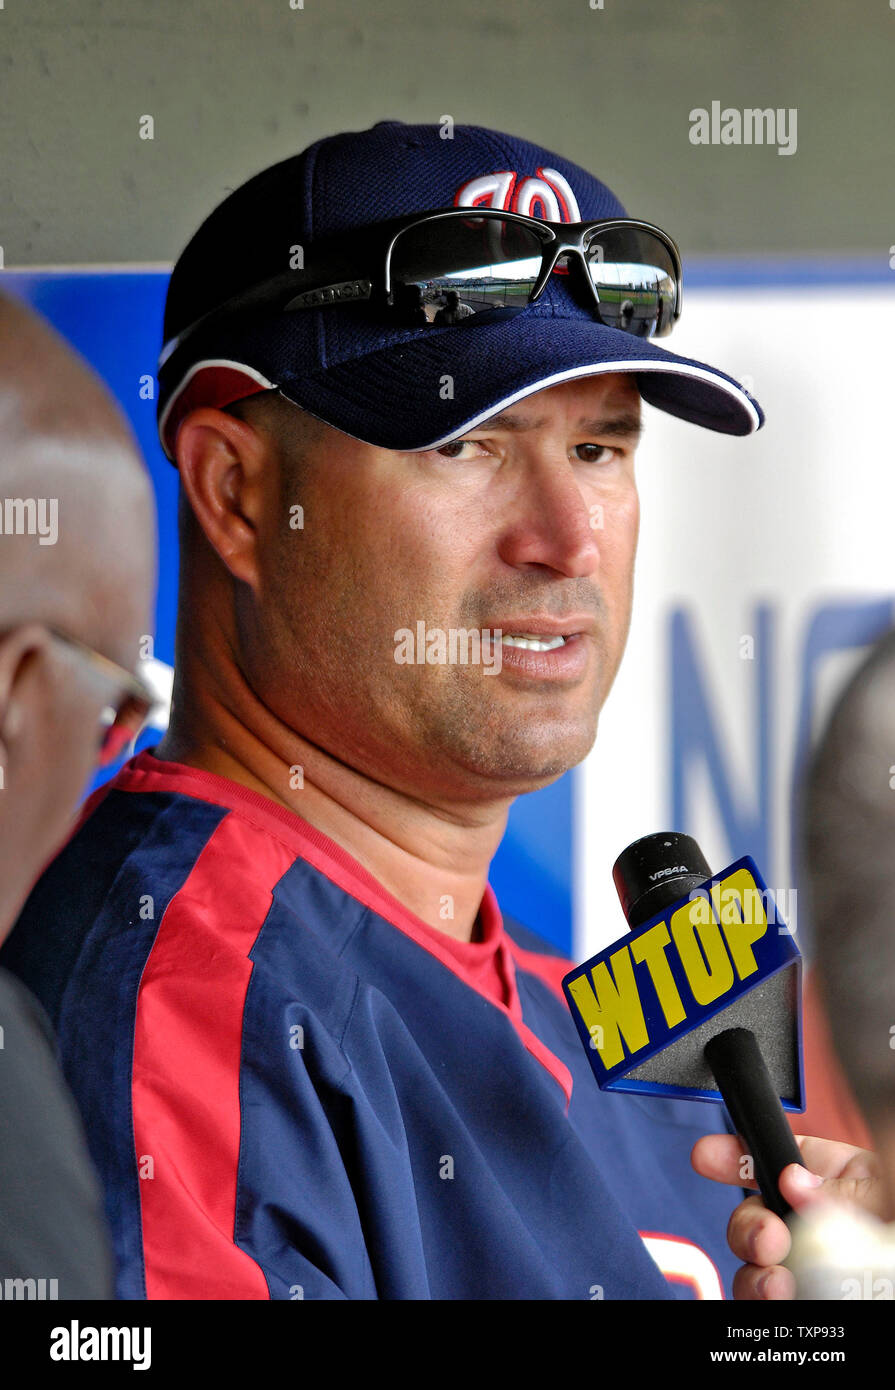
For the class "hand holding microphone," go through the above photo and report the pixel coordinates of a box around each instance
[563,832,805,1218]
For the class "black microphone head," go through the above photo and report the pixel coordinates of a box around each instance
[613,832,712,928]
[592,834,803,1110]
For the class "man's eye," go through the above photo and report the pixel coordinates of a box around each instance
[430,440,622,462]
[574,443,618,464]
[434,440,480,459]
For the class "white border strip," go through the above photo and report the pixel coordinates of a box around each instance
[403,360,760,448]
[158,357,277,457]
[1,263,174,274]
[159,355,760,461]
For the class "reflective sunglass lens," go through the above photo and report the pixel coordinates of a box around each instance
[391,218,546,323]
[584,229,678,338]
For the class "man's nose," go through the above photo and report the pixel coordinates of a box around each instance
[495,455,602,578]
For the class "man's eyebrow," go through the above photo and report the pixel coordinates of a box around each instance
[471,410,644,439]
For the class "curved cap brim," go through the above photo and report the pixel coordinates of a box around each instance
[275,314,763,449]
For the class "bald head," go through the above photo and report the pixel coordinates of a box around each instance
[0,292,155,664]
[0,292,156,935]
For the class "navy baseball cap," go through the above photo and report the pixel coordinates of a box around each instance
[157,120,764,460]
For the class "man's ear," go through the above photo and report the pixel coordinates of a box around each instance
[173,407,269,588]
[0,624,52,775]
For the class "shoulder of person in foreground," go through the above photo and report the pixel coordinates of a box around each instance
[0,967,114,1298]
[0,778,422,1298]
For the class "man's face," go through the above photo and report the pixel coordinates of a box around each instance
[246,373,641,801]
[0,439,155,937]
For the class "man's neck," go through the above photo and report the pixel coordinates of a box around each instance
[154,712,510,945]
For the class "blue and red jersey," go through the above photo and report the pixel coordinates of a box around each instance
[0,749,742,1299]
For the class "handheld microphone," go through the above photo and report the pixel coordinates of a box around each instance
[563,832,805,1219]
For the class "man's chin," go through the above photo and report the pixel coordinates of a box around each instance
[449,721,599,794]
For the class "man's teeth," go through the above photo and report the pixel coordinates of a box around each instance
[501,633,567,652]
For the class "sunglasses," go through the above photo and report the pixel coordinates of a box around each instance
[47,628,155,768]
[159,208,683,371]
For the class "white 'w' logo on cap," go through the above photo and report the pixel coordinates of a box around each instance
[454,167,582,222]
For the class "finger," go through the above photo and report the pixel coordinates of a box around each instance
[733,1262,796,1301]
[727,1193,792,1267]
[777,1161,826,1214]
[793,1135,873,1181]
[693,1131,862,1190]
[691,1133,759,1189]
[780,1154,888,1219]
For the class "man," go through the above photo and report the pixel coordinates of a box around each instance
[0,291,156,1297]
[0,120,869,1299]
[433,289,474,325]
[778,628,895,1296]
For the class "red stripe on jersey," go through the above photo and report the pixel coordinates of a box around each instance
[505,937,573,1006]
[115,750,574,1108]
[133,811,294,1299]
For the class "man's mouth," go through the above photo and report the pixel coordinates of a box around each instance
[499,633,568,652]
[476,622,591,682]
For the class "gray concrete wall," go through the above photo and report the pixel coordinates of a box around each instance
[1,0,892,265]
